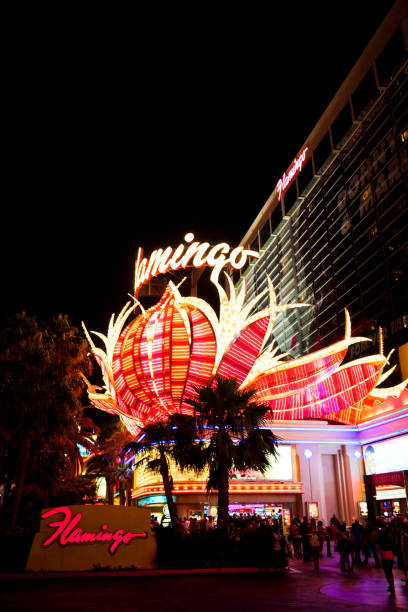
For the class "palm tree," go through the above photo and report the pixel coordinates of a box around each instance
[58,416,99,476]
[108,429,134,505]
[121,420,186,527]
[85,425,133,505]
[85,452,116,504]
[185,374,279,522]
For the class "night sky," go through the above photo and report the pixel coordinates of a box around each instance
[3,3,395,336]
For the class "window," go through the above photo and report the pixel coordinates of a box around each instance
[260,218,271,247]
[307,191,325,225]
[297,156,314,195]
[391,281,407,304]
[385,240,408,273]
[334,258,356,284]
[365,103,389,144]
[352,68,378,119]
[363,293,389,319]
[232,268,240,285]
[271,203,283,232]
[313,132,332,174]
[284,180,298,214]
[378,189,405,230]
[391,81,408,119]
[342,144,366,184]
[388,259,408,287]
[376,27,406,86]
[250,236,259,252]
[382,210,408,245]
[332,103,353,148]
[337,283,360,310]
[360,271,386,296]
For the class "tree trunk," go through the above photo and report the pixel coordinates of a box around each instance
[107,479,114,504]
[0,436,5,484]
[119,482,125,506]
[126,483,132,506]
[159,449,178,527]
[9,435,31,532]
[217,463,230,523]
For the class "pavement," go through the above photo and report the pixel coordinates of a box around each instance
[0,554,408,610]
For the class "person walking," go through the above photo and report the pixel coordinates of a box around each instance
[325,522,332,557]
[271,524,283,570]
[397,522,408,583]
[351,519,363,566]
[337,525,353,572]
[378,525,396,593]
[310,524,321,570]
[330,514,340,528]
[363,521,381,568]
[300,516,311,562]
[317,520,325,557]
[290,521,302,560]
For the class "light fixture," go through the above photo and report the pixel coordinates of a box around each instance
[354,450,362,459]
[304,448,313,459]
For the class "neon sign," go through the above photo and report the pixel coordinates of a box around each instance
[41,506,147,555]
[134,233,260,294]
[276,147,308,201]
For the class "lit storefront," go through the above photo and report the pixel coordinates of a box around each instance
[129,407,408,525]
[131,444,302,527]
[362,434,408,519]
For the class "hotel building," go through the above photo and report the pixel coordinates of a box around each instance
[131,1,408,526]
[226,0,408,524]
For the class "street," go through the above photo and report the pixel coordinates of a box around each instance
[1,555,408,611]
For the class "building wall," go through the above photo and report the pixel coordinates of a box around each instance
[236,3,408,385]
[295,442,364,525]
[130,413,408,523]
[131,435,367,525]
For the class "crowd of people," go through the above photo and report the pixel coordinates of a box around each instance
[151,511,408,590]
[288,513,408,592]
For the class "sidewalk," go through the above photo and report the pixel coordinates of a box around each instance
[290,553,408,609]
[1,552,407,611]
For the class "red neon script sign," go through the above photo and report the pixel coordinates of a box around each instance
[41,507,147,555]
[134,233,259,295]
[276,147,308,201]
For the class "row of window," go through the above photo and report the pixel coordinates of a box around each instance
[247,34,407,253]
[237,26,407,357]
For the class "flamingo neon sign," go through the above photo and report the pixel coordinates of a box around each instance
[134,232,260,295]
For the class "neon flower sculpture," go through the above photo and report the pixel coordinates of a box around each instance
[83,266,406,437]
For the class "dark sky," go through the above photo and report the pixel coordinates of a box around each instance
[3,2,395,335]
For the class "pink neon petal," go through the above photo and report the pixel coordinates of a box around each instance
[216,316,270,385]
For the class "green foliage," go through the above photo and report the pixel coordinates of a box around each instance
[0,312,91,440]
[85,420,133,505]
[121,418,192,525]
[0,311,94,531]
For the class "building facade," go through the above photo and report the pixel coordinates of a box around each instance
[131,408,408,526]
[236,0,408,387]
[216,0,408,526]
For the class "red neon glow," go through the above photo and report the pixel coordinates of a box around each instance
[131,481,304,498]
[84,271,404,429]
[276,147,308,201]
[41,507,147,555]
[217,316,270,385]
[255,358,386,421]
